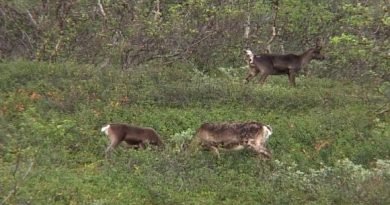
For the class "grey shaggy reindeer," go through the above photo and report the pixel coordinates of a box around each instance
[195,122,273,159]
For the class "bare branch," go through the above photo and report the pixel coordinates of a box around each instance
[97,0,107,18]
[280,43,285,54]
[244,12,250,39]
[1,159,34,204]
[26,9,38,28]
[266,0,279,53]
[0,7,5,18]
[153,0,162,22]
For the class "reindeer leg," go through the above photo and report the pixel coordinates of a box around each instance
[259,73,269,85]
[210,146,220,159]
[124,142,141,150]
[253,146,271,159]
[288,72,297,87]
[247,143,271,159]
[245,73,255,83]
[257,147,272,159]
[105,138,120,158]
[138,142,147,149]
[245,69,258,83]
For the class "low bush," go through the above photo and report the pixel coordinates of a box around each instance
[0,61,389,204]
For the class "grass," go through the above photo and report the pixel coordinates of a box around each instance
[0,60,389,204]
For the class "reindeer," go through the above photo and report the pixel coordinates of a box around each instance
[244,39,325,86]
[101,123,164,156]
[194,122,273,159]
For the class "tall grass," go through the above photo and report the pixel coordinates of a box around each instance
[0,61,389,204]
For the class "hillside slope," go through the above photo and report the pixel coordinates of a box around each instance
[1,61,389,204]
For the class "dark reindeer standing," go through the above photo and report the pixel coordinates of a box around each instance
[244,39,325,86]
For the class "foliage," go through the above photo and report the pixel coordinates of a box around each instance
[0,61,389,204]
[0,0,388,84]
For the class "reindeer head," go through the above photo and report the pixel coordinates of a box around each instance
[244,49,255,65]
[311,38,325,60]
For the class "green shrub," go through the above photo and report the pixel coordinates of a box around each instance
[0,61,389,204]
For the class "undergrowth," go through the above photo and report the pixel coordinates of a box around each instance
[0,61,389,204]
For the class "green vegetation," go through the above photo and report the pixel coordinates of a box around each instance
[1,0,389,204]
[1,0,389,81]
[1,61,389,204]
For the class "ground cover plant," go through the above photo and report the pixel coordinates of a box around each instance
[0,61,389,204]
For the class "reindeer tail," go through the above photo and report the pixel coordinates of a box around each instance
[101,124,110,134]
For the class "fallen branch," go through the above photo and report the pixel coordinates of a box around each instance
[375,104,390,115]
[1,159,34,204]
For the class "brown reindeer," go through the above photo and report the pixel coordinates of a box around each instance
[101,123,164,155]
[195,122,273,159]
[244,39,325,86]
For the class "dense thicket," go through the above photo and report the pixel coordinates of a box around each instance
[1,0,389,82]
